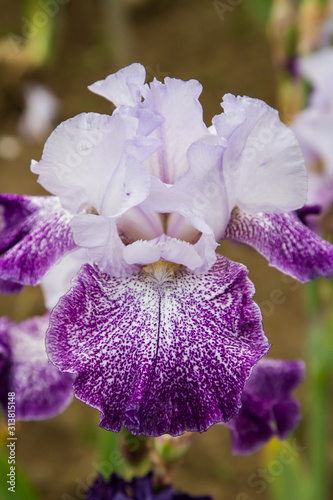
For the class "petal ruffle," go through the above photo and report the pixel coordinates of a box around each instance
[141,141,229,240]
[142,77,208,184]
[213,94,307,214]
[226,359,304,455]
[122,234,212,272]
[70,214,139,277]
[0,315,74,420]
[0,194,75,287]
[88,63,146,107]
[86,472,212,500]
[46,255,269,437]
[224,208,333,282]
[31,112,153,215]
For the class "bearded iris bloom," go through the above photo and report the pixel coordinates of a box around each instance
[1,63,333,436]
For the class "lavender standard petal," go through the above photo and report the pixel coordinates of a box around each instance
[141,77,208,184]
[88,63,146,107]
[224,207,333,282]
[0,194,75,286]
[0,314,74,420]
[227,359,304,454]
[213,94,307,214]
[47,256,269,437]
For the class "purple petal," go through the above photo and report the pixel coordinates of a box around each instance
[0,194,75,286]
[226,359,304,454]
[0,315,74,420]
[296,204,322,232]
[86,472,212,500]
[224,208,333,282]
[47,256,269,437]
[0,279,23,294]
[0,318,11,404]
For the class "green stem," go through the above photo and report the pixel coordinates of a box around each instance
[305,281,333,500]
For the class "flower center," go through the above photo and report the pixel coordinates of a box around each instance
[142,261,182,284]
[83,206,99,215]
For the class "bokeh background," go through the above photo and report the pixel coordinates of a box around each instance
[0,1,328,499]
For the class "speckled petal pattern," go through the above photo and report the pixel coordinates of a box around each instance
[47,255,269,436]
[0,194,75,286]
[224,207,333,282]
[226,359,304,454]
[0,315,74,420]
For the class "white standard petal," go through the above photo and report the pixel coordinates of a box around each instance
[213,94,308,214]
[141,141,230,240]
[88,63,146,107]
[71,214,138,277]
[31,112,151,216]
[142,77,208,184]
[117,207,165,242]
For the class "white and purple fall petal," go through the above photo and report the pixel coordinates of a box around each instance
[46,257,269,436]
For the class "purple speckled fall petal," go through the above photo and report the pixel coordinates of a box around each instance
[224,207,333,282]
[0,314,74,420]
[226,359,304,455]
[47,255,269,437]
[0,193,76,286]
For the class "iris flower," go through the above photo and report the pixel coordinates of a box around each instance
[292,47,333,215]
[1,63,332,436]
